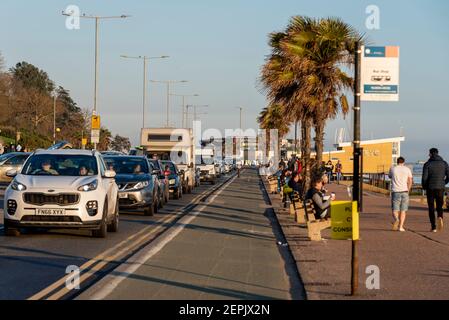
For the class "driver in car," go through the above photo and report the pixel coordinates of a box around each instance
[33,160,59,175]
[79,166,89,176]
[133,164,143,174]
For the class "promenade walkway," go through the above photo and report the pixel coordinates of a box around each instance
[268,178,449,300]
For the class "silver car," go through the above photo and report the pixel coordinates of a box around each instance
[0,153,31,183]
[103,156,159,216]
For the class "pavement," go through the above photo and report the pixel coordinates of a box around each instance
[79,169,305,300]
[265,177,449,300]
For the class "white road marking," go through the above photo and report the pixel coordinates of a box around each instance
[83,175,238,300]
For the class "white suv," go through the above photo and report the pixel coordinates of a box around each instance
[3,149,119,238]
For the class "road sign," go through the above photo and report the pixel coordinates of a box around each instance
[331,201,359,240]
[91,115,101,130]
[82,138,88,146]
[91,129,100,144]
[361,46,400,102]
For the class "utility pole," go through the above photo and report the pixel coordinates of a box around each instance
[62,12,130,149]
[53,93,57,145]
[151,80,188,127]
[170,93,199,128]
[120,55,169,128]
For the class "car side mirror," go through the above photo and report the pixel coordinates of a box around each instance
[6,170,18,178]
[104,170,116,178]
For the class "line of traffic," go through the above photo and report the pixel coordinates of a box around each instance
[28,173,236,300]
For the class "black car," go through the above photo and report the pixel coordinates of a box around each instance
[161,160,183,200]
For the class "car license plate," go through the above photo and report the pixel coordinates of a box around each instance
[119,193,128,199]
[36,208,66,215]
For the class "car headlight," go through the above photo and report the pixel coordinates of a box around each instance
[78,180,98,192]
[169,179,176,185]
[11,181,27,191]
[134,181,150,190]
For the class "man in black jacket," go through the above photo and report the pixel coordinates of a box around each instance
[422,148,449,232]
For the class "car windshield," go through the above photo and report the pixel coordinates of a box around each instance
[22,155,98,176]
[162,162,176,174]
[104,157,149,175]
[0,153,14,163]
[149,160,161,170]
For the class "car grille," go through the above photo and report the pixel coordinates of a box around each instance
[23,193,80,206]
[21,215,82,223]
[117,183,138,191]
[119,198,137,206]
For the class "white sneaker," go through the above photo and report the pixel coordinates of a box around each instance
[399,228,406,232]
[432,229,437,233]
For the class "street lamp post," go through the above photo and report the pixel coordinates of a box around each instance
[236,107,243,129]
[62,12,130,149]
[120,55,169,128]
[53,93,57,145]
[150,80,188,127]
[170,93,199,128]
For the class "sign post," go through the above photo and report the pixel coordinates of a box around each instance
[361,46,400,102]
[351,44,400,296]
[91,115,101,148]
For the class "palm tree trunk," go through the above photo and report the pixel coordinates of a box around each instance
[294,121,298,154]
[314,119,325,164]
[301,117,312,193]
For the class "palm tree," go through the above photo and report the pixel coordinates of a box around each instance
[280,16,363,164]
[258,104,290,160]
[260,16,363,185]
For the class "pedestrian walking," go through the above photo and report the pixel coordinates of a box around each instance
[325,160,334,183]
[388,157,413,232]
[422,148,449,232]
[335,160,343,184]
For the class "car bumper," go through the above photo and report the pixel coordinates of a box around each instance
[200,174,216,182]
[4,217,102,229]
[118,188,153,208]
[3,188,108,229]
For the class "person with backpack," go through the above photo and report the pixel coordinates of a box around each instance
[422,148,449,232]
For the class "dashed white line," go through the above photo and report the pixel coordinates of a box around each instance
[82,174,238,300]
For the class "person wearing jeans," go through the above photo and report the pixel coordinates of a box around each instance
[389,157,413,232]
[422,148,449,232]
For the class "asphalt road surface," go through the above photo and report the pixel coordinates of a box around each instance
[0,175,233,300]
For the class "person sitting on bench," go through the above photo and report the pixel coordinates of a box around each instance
[288,171,303,199]
[305,174,336,220]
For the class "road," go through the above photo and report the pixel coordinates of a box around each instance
[0,169,303,300]
[0,174,231,300]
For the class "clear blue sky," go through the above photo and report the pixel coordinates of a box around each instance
[1,0,448,162]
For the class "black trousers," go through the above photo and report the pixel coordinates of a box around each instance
[426,189,445,229]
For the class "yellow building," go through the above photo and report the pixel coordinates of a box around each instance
[321,137,405,175]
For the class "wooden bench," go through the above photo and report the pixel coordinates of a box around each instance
[267,176,278,194]
[304,199,331,241]
[289,191,307,224]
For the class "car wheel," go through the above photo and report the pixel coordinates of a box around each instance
[3,220,20,237]
[107,198,119,233]
[158,195,164,209]
[92,201,108,238]
[173,188,179,200]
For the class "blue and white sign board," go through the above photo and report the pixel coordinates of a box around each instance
[361,46,400,102]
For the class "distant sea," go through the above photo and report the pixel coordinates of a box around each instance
[407,162,449,187]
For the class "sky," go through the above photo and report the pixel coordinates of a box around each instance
[1,0,448,162]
